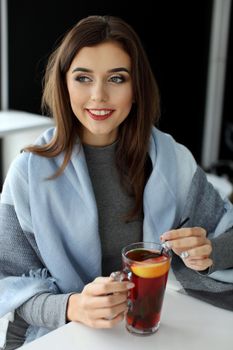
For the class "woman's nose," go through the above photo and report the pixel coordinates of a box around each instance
[90,82,108,103]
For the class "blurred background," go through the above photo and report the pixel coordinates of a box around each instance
[0,0,232,194]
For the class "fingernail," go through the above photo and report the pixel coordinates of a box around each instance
[127,283,135,289]
[110,271,122,281]
[161,232,169,241]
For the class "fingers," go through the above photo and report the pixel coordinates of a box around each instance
[71,276,134,329]
[92,301,128,320]
[88,312,125,329]
[179,243,213,271]
[178,241,213,271]
[169,236,207,250]
[85,278,134,296]
[87,292,128,309]
[161,227,206,242]
[161,227,213,272]
[183,257,213,271]
[160,227,207,251]
[180,243,212,259]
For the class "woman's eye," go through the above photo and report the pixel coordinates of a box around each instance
[75,76,92,83]
[109,75,125,83]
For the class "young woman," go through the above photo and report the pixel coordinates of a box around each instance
[0,15,233,349]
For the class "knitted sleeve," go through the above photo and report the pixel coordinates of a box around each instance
[172,165,233,311]
[0,154,70,333]
[181,165,233,272]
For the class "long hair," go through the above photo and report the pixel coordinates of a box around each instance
[25,15,160,220]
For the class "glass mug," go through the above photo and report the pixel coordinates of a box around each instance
[111,242,171,335]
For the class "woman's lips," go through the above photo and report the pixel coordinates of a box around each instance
[86,109,114,121]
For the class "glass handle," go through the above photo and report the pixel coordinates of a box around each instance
[110,269,132,282]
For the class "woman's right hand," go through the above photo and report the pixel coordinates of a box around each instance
[66,276,134,328]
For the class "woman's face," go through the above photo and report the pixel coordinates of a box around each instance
[66,41,133,146]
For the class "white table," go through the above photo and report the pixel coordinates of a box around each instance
[0,110,54,180]
[0,110,53,136]
[20,287,233,350]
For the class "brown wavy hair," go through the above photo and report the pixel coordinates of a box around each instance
[25,15,160,220]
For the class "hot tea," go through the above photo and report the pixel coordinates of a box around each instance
[123,247,170,335]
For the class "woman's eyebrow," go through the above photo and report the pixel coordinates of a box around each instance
[71,67,130,74]
[72,67,93,73]
[107,67,130,73]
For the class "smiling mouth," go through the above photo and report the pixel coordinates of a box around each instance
[86,109,114,120]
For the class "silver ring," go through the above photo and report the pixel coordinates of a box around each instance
[180,251,189,259]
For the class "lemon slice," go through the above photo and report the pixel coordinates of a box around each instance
[131,258,170,278]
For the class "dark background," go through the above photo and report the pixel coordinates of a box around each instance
[7,0,214,163]
[220,3,233,161]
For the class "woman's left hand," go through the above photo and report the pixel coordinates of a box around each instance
[160,227,213,271]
